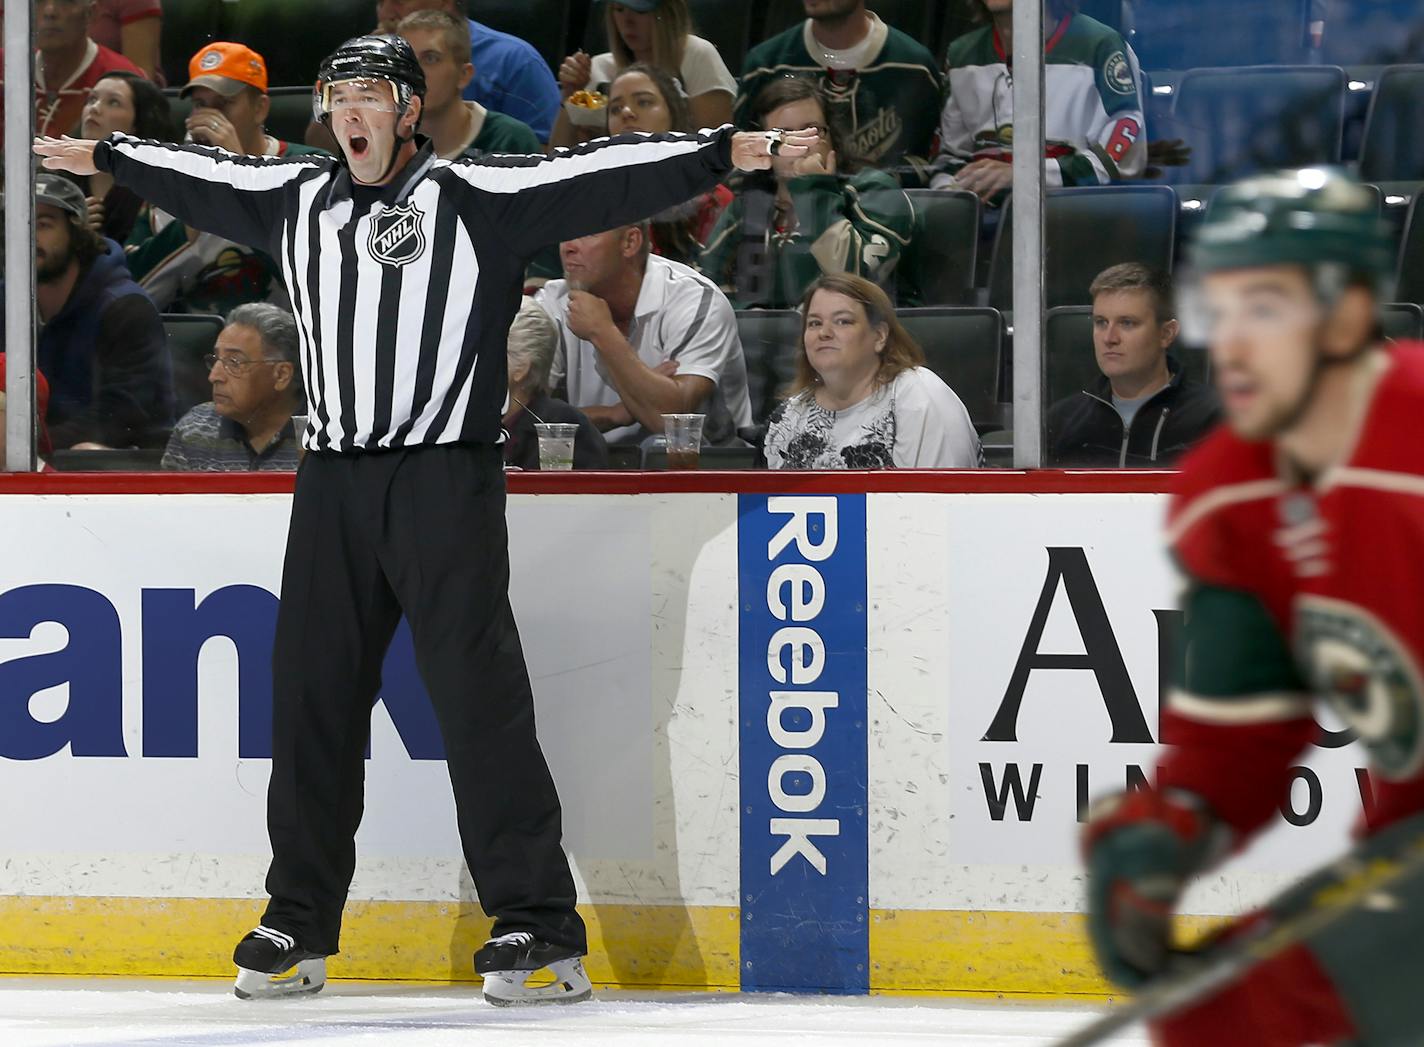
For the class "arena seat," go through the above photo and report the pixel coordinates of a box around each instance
[1397,195,1424,307]
[896,306,1004,431]
[734,309,803,425]
[1381,302,1424,341]
[899,188,980,306]
[1320,0,1424,67]
[988,186,1178,311]
[265,88,319,148]
[476,0,572,72]
[162,313,226,418]
[1359,65,1424,182]
[1161,66,1346,185]
[585,0,759,79]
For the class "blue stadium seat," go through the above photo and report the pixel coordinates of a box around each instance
[896,306,1004,431]
[1359,65,1424,182]
[1127,1,1311,70]
[1162,66,1346,185]
[1321,0,1424,66]
[988,186,1178,311]
[162,313,226,418]
[735,309,804,425]
[1397,195,1424,307]
[899,188,980,306]
[1381,302,1424,342]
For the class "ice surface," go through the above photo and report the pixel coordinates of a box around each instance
[0,978,1148,1047]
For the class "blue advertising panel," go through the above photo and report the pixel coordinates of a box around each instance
[738,494,869,994]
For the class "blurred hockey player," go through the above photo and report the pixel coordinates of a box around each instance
[1082,168,1424,1046]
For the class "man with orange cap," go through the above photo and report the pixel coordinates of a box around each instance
[124,42,328,316]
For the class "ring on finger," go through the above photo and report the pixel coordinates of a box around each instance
[765,129,786,156]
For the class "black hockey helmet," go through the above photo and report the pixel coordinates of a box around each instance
[313,34,426,127]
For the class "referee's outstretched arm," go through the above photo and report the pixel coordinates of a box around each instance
[448,126,738,259]
[88,132,327,257]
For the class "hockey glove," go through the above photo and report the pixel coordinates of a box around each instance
[1081,788,1229,989]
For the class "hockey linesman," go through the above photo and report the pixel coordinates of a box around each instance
[1082,168,1424,1045]
[35,35,818,1007]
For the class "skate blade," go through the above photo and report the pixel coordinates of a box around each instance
[233,958,326,1000]
[481,958,592,1007]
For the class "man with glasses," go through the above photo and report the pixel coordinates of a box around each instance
[160,303,303,471]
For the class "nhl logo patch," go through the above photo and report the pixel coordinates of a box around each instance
[368,201,427,268]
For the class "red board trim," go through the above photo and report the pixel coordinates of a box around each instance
[0,470,1175,496]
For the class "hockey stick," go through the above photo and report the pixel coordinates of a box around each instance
[1055,827,1424,1047]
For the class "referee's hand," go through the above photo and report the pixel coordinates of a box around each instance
[731,129,821,172]
[33,136,100,176]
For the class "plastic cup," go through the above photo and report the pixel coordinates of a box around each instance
[535,422,578,471]
[661,413,704,470]
[291,414,309,462]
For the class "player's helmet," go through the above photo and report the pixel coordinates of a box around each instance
[1190,168,1396,295]
[313,34,426,127]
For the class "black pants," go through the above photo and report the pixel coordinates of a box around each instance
[261,442,586,957]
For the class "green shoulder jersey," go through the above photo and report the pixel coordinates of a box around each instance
[930,13,1147,189]
[699,167,913,310]
[460,109,542,157]
[736,14,941,172]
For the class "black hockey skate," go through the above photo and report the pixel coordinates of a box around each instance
[474,931,592,1006]
[232,925,327,1000]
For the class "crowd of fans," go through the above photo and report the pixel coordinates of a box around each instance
[2,0,1418,472]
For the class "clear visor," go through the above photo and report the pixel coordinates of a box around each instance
[1177,270,1327,348]
[318,78,401,115]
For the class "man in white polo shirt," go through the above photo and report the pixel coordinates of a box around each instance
[535,222,752,446]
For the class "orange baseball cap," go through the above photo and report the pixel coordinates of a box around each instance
[182,42,269,97]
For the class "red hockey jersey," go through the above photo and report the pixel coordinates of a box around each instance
[1162,344,1424,841]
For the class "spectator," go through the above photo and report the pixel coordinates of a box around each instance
[125,42,327,316]
[24,173,172,449]
[535,221,753,446]
[29,0,145,137]
[550,0,735,150]
[930,0,1147,200]
[1045,263,1220,467]
[609,63,731,263]
[737,0,940,173]
[375,0,559,142]
[73,70,172,243]
[398,10,541,158]
[88,0,162,83]
[765,273,980,469]
[0,355,54,460]
[162,303,303,471]
[501,296,608,470]
[701,76,912,309]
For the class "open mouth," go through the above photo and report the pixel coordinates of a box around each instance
[348,135,371,160]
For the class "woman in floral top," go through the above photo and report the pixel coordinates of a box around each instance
[765,273,981,470]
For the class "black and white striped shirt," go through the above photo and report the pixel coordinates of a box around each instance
[96,128,736,452]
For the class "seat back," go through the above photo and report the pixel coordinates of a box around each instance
[1360,66,1424,182]
[1165,66,1346,184]
[900,189,980,306]
[895,307,1003,429]
[218,0,373,88]
[162,313,226,418]
[266,87,319,147]
[1381,302,1424,341]
[735,309,804,425]
[1398,195,1424,307]
[475,0,571,72]
[989,187,1177,311]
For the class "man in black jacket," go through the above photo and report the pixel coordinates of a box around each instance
[1046,263,1220,467]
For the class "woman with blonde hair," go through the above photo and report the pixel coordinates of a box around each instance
[764,274,980,470]
[550,0,736,149]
